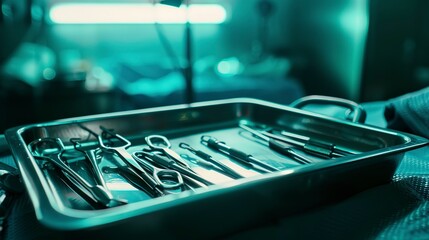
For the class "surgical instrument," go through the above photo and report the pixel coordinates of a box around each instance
[135,150,214,187]
[51,166,101,209]
[145,135,193,171]
[179,143,245,179]
[98,126,143,173]
[239,121,355,158]
[98,127,166,197]
[70,138,127,206]
[200,136,278,173]
[239,124,313,164]
[261,130,353,158]
[28,138,115,208]
[102,166,164,197]
[278,130,356,157]
[180,153,219,170]
[132,151,184,190]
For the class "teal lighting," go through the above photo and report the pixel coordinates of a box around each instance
[42,68,56,80]
[339,6,368,43]
[216,57,243,77]
[49,3,226,24]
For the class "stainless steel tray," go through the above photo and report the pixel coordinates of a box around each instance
[5,98,428,239]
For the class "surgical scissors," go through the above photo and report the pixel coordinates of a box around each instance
[98,127,172,196]
[145,135,192,171]
[28,138,114,208]
[139,150,214,187]
[98,127,143,173]
[70,138,127,206]
[132,152,184,190]
[102,165,164,197]
[70,138,108,189]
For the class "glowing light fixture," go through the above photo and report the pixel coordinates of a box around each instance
[49,3,226,24]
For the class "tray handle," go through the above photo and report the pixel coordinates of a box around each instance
[290,95,367,123]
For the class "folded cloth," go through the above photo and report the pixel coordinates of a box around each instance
[384,86,429,138]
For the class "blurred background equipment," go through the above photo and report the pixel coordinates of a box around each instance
[1,0,427,133]
[0,0,32,64]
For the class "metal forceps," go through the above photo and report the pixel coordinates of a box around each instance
[98,127,144,174]
[70,138,127,206]
[98,127,164,197]
[132,151,184,190]
[179,143,245,179]
[145,135,193,171]
[70,139,108,189]
[139,150,215,187]
[28,138,114,208]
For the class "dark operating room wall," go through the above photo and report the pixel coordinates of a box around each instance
[360,0,429,101]
[0,0,31,64]
[283,0,369,101]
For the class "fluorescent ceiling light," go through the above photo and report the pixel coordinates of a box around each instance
[49,3,226,24]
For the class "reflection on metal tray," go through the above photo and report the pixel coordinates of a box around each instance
[4,98,428,239]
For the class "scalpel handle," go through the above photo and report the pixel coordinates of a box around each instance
[206,138,276,173]
[192,150,245,179]
[268,139,312,164]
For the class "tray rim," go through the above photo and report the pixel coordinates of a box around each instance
[5,97,429,230]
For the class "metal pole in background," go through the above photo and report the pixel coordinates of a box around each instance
[183,0,194,104]
[159,0,194,104]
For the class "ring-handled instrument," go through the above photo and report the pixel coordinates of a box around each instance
[98,127,164,197]
[137,150,214,188]
[277,130,355,157]
[70,138,127,206]
[145,135,193,171]
[238,124,313,164]
[101,165,166,197]
[179,143,245,179]
[28,138,116,208]
[200,135,279,173]
[132,151,184,190]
